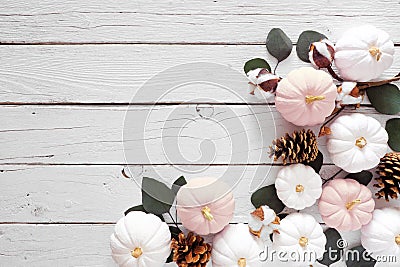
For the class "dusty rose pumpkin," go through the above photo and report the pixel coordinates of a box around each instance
[176,177,235,235]
[319,179,375,231]
[275,67,337,126]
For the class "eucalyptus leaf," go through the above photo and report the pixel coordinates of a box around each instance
[305,150,324,173]
[142,177,175,215]
[172,176,187,196]
[266,28,293,62]
[366,84,400,114]
[296,30,327,62]
[124,204,165,221]
[345,245,376,267]
[386,118,400,151]
[244,58,271,74]
[346,171,373,186]
[318,228,343,266]
[251,184,285,214]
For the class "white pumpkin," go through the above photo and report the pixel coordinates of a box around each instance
[110,211,171,267]
[335,25,395,81]
[275,164,322,210]
[327,113,388,173]
[212,224,264,267]
[361,208,400,260]
[272,213,326,265]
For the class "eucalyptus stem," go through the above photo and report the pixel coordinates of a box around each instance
[168,211,180,229]
[358,72,400,90]
[323,169,343,185]
[327,65,343,82]
[273,62,280,75]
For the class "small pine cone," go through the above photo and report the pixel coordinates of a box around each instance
[374,152,400,201]
[269,129,318,164]
[171,232,212,267]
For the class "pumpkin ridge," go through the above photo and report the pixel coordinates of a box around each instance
[141,221,167,249]
[117,218,136,248]
[216,232,240,259]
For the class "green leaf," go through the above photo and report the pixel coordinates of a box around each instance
[346,245,376,267]
[305,150,324,173]
[266,28,293,62]
[166,226,182,263]
[296,30,327,62]
[172,176,187,196]
[124,204,165,221]
[346,171,373,186]
[386,118,400,151]
[244,58,271,74]
[251,184,285,214]
[142,177,175,215]
[367,84,400,114]
[318,228,343,266]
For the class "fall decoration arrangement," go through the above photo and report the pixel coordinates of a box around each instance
[244,24,400,266]
[110,25,400,267]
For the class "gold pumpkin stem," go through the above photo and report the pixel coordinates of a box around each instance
[131,247,143,258]
[305,95,326,104]
[369,46,382,61]
[201,206,214,221]
[296,184,304,193]
[395,235,400,245]
[346,199,362,210]
[299,236,309,248]
[238,257,246,267]
[355,137,367,149]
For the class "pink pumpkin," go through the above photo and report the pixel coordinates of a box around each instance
[176,177,235,235]
[275,67,337,126]
[319,179,375,231]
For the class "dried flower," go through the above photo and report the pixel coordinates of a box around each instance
[247,68,280,100]
[309,39,335,68]
[336,81,363,108]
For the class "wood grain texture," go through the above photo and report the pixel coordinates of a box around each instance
[1,105,396,165]
[0,224,368,267]
[0,0,399,43]
[1,164,398,224]
[1,45,399,104]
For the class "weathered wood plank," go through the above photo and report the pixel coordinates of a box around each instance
[1,164,397,224]
[0,223,377,267]
[0,105,395,165]
[1,45,399,104]
[0,0,399,43]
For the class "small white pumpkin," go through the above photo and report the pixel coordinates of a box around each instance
[275,164,323,210]
[212,224,264,267]
[361,208,400,260]
[335,25,395,81]
[110,211,171,267]
[327,113,388,173]
[272,213,326,265]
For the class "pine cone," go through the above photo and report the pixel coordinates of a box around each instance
[374,152,400,201]
[171,232,212,267]
[269,129,318,164]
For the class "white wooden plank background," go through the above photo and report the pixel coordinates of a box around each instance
[0,45,399,104]
[0,0,399,266]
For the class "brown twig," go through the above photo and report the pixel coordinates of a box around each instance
[327,65,344,82]
[319,107,345,133]
[358,72,400,89]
